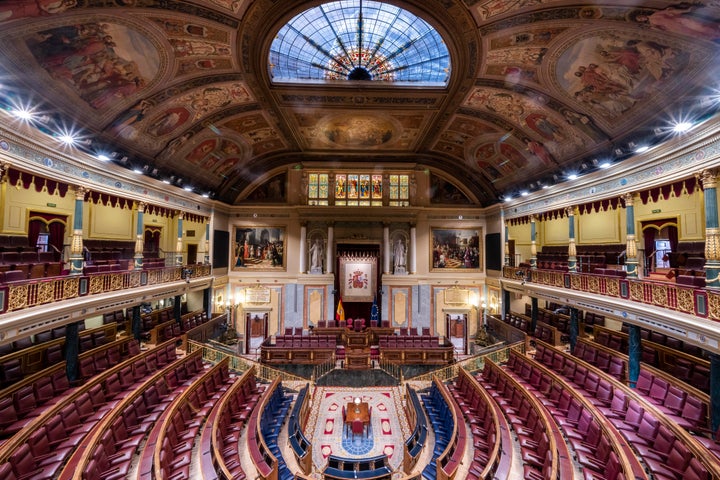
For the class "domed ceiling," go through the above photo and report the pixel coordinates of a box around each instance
[0,0,718,206]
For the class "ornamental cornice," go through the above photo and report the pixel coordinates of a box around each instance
[0,123,215,217]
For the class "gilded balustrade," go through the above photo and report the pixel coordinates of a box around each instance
[1,264,211,313]
[503,266,713,320]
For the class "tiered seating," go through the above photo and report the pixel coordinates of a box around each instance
[501,348,648,480]
[446,368,512,479]
[0,249,63,282]
[0,335,138,438]
[0,340,179,479]
[481,357,572,480]
[54,345,204,480]
[323,454,392,479]
[536,340,720,478]
[200,367,261,480]
[248,377,293,480]
[288,384,312,475]
[573,339,710,432]
[402,386,429,474]
[142,357,231,480]
[420,378,466,480]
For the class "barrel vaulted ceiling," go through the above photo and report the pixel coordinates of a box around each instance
[0,0,718,206]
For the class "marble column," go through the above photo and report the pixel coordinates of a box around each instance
[701,170,720,288]
[530,215,537,269]
[383,224,390,274]
[68,186,87,275]
[132,305,142,341]
[133,202,145,269]
[627,324,641,388]
[568,307,579,353]
[65,322,80,382]
[299,223,307,274]
[710,353,720,433]
[623,193,639,278]
[567,207,577,273]
[326,223,334,274]
[175,212,184,266]
[409,224,417,274]
[530,297,538,333]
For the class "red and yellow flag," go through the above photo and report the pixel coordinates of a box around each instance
[335,298,345,323]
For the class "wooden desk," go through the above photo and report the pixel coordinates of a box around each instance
[345,402,370,425]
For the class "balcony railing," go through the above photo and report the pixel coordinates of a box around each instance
[502,266,714,321]
[0,264,212,314]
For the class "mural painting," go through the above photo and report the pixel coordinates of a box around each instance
[431,228,481,270]
[557,32,690,119]
[27,22,159,110]
[232,226,285,270]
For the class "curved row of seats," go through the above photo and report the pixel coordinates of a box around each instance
[420,378,466,480]
[0,322,116,388]
[497,348,649,480]
[481,358,572,480]
[447,368,511,480]
[247,377,293,480]
[572,338,709,431]
[402,386,428,473]
[0,335,139,439]
[593,325,709,391]
[288,384,312,475]
[58,343,206,480]
[0,339,179,478]
[533,341,720,479]
[324,454,392,480]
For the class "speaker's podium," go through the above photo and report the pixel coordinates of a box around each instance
[345,330,371,369]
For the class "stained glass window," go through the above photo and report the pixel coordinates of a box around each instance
[308,173,329,205]
[389,174,409,206]
[269,1,450,85]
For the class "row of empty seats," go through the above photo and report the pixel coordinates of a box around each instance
[420,379,465,480]
[324,454,392,480]
[273,334,336,348]
[448,368,510,480]
[0,262,64,283]
[533,341,717,479]
[482,357,571,480]
[378,335,441,348]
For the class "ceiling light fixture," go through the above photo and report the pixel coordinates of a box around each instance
[96,154,110,161]
[567,173,578,180]
[634,145,649,153]
[672,121,693,133]
[520,191,529,197]
[599,161,612,169]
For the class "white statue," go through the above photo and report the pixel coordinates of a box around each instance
[309,237,324,272]
[394,238,406,271]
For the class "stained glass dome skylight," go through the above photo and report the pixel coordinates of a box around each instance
[269,1,450,85]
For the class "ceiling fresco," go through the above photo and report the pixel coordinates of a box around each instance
[0,0,718,206]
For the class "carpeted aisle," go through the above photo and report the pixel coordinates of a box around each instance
[305,386,410,472]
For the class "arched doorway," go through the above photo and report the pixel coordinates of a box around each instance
[28,212,67,261]
[641,219,678,275]
[144,227,161,257]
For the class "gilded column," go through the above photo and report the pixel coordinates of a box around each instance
[567,207,577,272]
[204,221,210,264]
[69,186,87,275]
[133,202,145,269]
[504,221,510,266]
[623,193,639,278]
[175,212,184,265]
[701,170,720,288]
[530,215,537,269]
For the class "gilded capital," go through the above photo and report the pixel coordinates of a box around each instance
[137,202,146,213]
[565,206,575,217]
[0,161,8,182]
[621,193,634,207]
[700,169,717,190]
[530,214,536,223]
[74,186,87,200]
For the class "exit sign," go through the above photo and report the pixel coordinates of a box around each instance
[46,203,56,207]
[652,209,661,214]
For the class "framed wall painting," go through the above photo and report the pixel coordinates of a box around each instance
[339,255,377,303]
[431,227,482,271]
[232,226,285,271]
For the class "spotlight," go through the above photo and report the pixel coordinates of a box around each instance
[567,173,578,180]
[634,145,649,153]
[520,191,529,197]
[11,108,33,120]
[96,154,110,161]
[599,160,612,169]
[673,122,693,133]
[57,133,76,145]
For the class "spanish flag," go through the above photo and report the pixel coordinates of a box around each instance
[336,298,345,323]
